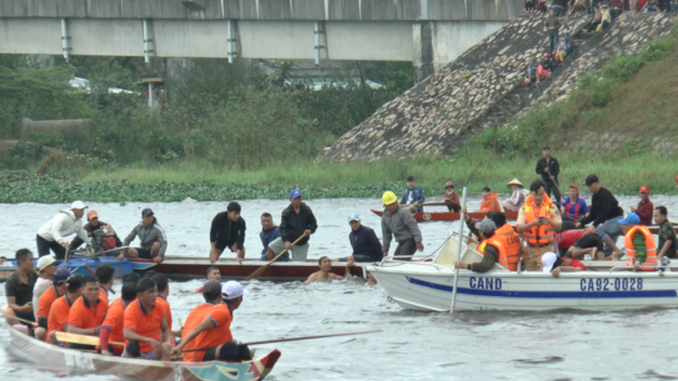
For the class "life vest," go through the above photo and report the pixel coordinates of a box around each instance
[478,238,508,270]
[495,223,521,271]
[563,198,582,221]
[624,225,657,271]
[522,194,556,246]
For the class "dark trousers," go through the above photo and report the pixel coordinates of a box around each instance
[548,32,558,55]
[393,238,417,260]
[36,234,67,259]
[445,201,461,212]
[544,179,562,205]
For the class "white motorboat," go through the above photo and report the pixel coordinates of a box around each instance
[369,234,678,312]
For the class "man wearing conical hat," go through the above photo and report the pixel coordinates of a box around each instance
[503,179,530,212]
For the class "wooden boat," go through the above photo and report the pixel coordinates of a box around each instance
[0,256,133,283]
[370,209,519,222]
[130,256,369,281]
[6,325,280,381]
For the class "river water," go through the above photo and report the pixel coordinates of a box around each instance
[2,195,678,380]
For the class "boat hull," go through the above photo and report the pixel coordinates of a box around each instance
[370,209,518,222]
[7,326,280,381]
[0,256,132,283]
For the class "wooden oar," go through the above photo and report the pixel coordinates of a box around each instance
[2,312,37,326]
[246,235,306,281]
[180,329,382,353]
[450,187,468,314]
[55,331,125,347]
[399,202,448,208]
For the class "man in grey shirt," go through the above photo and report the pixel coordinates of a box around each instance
[381,191,424,259]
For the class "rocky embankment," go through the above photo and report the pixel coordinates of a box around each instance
[319,12,676,162]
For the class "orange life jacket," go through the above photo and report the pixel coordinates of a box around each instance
[625,225,657,271]
[522,194,556,246]
[495,223,521,271]
[478,238,508,270]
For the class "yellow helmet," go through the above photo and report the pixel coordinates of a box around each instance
[382,191,398,205]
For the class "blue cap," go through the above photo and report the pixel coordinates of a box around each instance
[289,189,302,199]
[618,213,641,225]
[348,212,360,223]
[53,268,71,282]
[142,207,154,217]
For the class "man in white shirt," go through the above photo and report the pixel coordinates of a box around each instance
[36,201,89,259]
[32,256,60,319]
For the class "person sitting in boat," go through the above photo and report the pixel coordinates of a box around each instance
[3,249,37,334]
[576,175,625,257]
[172,281,253,362]
[119,208,168,264]
[631,186,653,226]
[381,191,424,259]
[259,212,280,260]
[36,201,89,260]
[560,185,589,221]
[542,252,585,278]
[122,278,172,361]
[517,179,563,271]
[478,187,501,212]
[32,255,60,320]
[620,213,658,271]
[443,182,461,212]
[265,189,318,262]
[35,268,70,341]
[455,220,507,272]
[401,175,425,213]
[503,179,530,212]
[96,264,115,306]
[654,206,678,262]
[69,210,123,254]
[307,256,354,283]
[557,229,624,259]
[209,202,247,263]
[152,273,181,345]
[179,280,224,355]
[67,275,108,349]
[100,279,138,356]
[191,267,222,294]
[47,274,84,345]
[464,210,522,271]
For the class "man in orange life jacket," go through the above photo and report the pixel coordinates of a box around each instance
[464,210,522,271]
[619,213,658,271]
[455,220,507,272]
[517,179,563,271]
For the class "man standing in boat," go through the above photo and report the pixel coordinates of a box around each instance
[265,189,317,261]
[209,202,247,263]
[401,176,425,213]
[455,220,507,272]
[575,175,625,257]
[381,191,424,259]
[535,146,562,205]
[517,180,562,271]
[654,206,678,261]
[36,201,89,259]
[3,249,37,332]
[122,278,172,361]
[119,208,168,264]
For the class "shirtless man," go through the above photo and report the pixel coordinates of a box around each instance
[306,256,353,283]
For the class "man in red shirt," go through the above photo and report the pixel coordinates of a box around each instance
[100,281,138,356]
[179,280,222,357]
[67,276,108,349]
[123,278,172,361]
[631,186,654,226]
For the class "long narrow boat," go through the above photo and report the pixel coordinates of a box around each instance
[0,256,133,283]
[130,256,368,281]
[6,325,280,381]
[369,233,678,312]
[370,209,519,222]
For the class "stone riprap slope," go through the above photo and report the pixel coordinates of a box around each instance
[319,12,675,162]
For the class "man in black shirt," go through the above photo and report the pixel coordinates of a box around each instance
[576,174,625,257]
[209,202,247,263]
[265,189,318,261]
[535,146,562,205]
[3,248,37,334]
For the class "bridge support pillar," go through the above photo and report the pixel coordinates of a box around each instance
[60,18,71,62]
[412,22,434,84]
[143,19,155,64]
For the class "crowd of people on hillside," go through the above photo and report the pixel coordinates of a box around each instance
[524,0,677,15]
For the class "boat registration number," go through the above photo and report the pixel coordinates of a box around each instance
[580,278,643,292]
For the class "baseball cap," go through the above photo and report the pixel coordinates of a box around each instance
[142,208,154,217]
[53,268,71,282]
[37,255,60,272]
[639,185,650,194]
[222,280,249,300]
[347,213,360,223]
[445,181,455,189]
[478,219,497,233]
[618,213,641,225]
[87,209,99,221]
[71,200,88,210]
[569,185,578,191]
[289,189,302,199]
[202,279,221,295]
[585,174,599,186]
[542,252,558,273]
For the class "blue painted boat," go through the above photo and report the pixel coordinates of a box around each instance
[0,255,133,282]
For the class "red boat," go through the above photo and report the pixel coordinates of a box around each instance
[130,256,367,281]
[369,209,519,222]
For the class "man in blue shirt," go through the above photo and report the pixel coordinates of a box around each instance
[259,213,280,261]
[339,213,382,263]
[401,175,425,213]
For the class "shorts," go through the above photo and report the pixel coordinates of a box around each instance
[573,234,604,252]
[136,248,153,259]
[267,237,308,261]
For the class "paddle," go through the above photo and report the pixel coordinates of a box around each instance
[450,187,468,314]
[2,312,37,326]
[55,331,125,347]
[180,329,382,353]
[246,234,306,281]
[400,202,448,208]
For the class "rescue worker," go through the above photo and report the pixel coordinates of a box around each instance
[620,213,657,271]
[381,191,424,259]
[455,219,507,272]
[463,210,522,271]
[516,179,562,271]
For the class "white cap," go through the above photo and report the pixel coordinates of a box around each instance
[70,200,88,210]
[542,252,558,273]
[222,280,249,300]
[37,255,59,272]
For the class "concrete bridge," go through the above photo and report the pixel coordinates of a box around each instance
[0,0,523,81]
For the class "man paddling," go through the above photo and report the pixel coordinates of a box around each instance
[455,220,507,272]
[173,281,253,362]
[576,174,625,257]
[120,208,168,264]
[122,278,172,361]
[34,268,70,341]
[654,206,678,261]
[47,274,84,344]
[619,213,658,271]
[265,189,317,261]
[381,191,424,259]
[67,275,108,349]
[517,180,562,270]
[210,202,247,263]
[96,264,115,305]
[179,280,223,355]
[3,249,37,332]
[32,255,60,319]
[100,280,138,356]
[443,182,461,212]
[307,256,354,283]
[36,201,89,259]
[152,273,181,344]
